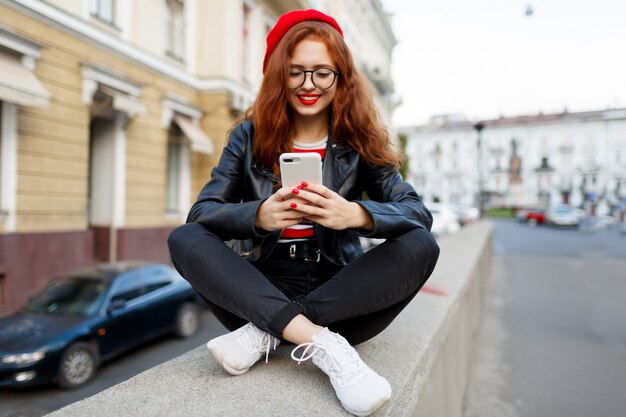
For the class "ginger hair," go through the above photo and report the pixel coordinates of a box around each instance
[243,20,401,175]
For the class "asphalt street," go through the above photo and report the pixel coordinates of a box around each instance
[0,311,228,417]
[464,219,626,417]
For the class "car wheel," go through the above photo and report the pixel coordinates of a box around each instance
[57,342,98,389]
[174,302,200,338]
[527,218,538,227]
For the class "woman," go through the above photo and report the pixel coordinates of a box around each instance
[168,9,439,416]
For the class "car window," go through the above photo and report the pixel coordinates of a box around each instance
[26,278,109,316]
[141,267,174,295]
[110,275,145,304]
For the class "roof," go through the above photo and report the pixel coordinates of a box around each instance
[62,261,153,281]
[403,108,626,133]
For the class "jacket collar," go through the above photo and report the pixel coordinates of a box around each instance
[251,160,280,183]
[323,137,357,192]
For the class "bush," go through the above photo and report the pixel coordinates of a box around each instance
[487,207,516,218]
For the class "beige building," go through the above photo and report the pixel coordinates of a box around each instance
[0,0,397,316]
[0,0,309,316]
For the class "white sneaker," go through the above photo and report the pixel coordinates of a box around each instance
[206,323,280,376]
[291,328,392,416]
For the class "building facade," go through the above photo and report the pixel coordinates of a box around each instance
[316,0,397,126]
[0,0,308,316]
[0,0,396,316]
[402,109,626,214]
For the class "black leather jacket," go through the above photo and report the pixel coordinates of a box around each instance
[187,120,433,266]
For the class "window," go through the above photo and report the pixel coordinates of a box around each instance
[265,21,273,38]
[166,0,185,61]
[92,0,116,25]
[142,268,173,294]
[161,99,209,218]
[584,151,596,168]
[166,123,186,214]
[110,275,144,304]
[242,3,252,83]
[0,29,50,232]
[26,278,108,316]
[0,101,18,232]
[583,136,595,168]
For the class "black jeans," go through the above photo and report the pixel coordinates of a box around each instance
[168,223,439,345]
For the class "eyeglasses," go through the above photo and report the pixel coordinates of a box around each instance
[287,68,339,90]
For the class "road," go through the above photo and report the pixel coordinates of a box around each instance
[0,311,228,417]
[464,219,626,417]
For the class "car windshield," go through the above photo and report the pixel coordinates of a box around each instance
[26,277,110,316]
[554,207,572,214]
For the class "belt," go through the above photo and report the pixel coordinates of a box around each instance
[271,241,321,262]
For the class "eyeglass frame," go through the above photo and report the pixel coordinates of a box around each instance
[287,67,339,90]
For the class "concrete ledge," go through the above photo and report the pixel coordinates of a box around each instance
[49,222,493,417]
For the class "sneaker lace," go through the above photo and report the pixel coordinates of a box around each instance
[291,340,364,387]
[236,324,279,363]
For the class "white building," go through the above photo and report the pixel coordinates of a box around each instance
[402,109,626,215]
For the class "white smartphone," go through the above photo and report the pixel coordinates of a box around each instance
[279,152,323,188]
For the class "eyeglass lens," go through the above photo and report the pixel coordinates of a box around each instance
[288,68,337,90]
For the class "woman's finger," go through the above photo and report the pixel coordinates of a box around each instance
[275,186,297,200]
[290,188,327,206]
[292,202,326,217]
[300,182,333,198]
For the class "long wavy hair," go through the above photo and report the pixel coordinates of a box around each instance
[244,20,402,176]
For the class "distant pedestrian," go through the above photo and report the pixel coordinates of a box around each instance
[168,9,439,416]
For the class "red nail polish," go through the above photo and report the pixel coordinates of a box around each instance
[301,182,308,187]
[292,189,299,194]
[297,185,303,190]
[290,202,297,209]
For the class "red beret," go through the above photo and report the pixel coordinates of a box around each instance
[263,9,344,73]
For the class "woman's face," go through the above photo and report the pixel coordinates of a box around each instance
[287,39,337,121]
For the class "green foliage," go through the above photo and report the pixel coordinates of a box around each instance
[487,207,516,218]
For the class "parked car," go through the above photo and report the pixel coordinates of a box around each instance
[0,262,202,389]
[517,208,546,227]
[451,204,480,226]
[546,205,583,227]
[428,203,461,237]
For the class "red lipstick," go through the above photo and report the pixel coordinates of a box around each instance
[297,94,320,106]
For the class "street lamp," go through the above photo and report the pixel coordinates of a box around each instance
[474,122,485,216]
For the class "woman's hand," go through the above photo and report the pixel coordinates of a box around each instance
[289,182,374,231]
[254,187,308,232]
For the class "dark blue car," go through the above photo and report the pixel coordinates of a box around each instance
[0,262,201,389]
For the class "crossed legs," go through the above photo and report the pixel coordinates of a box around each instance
[168,224,439,416]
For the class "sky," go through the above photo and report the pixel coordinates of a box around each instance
[382,0,626,127]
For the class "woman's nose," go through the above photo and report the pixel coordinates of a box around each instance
[301,72,316,90]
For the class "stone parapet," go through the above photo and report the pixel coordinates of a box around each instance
[48,221,493,417]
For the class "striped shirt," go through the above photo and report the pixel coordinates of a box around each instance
[279,137,327,243]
